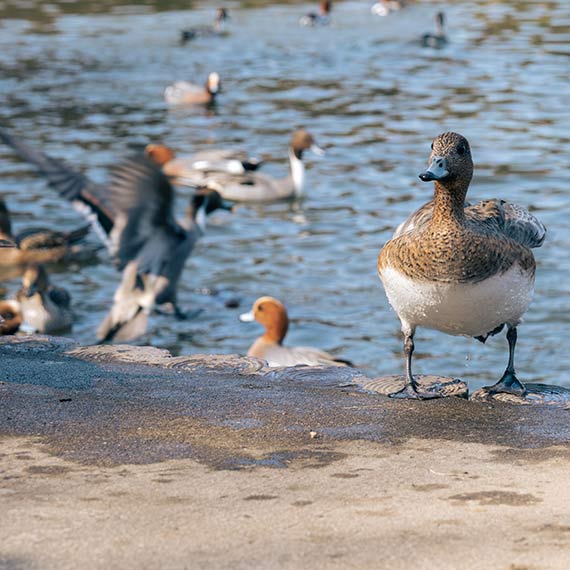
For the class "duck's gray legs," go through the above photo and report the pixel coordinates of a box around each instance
[484,326,527,397]
[391,329,443,400]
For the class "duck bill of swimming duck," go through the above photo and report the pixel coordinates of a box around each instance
[419,156,449,181]
[310,143,325,157]
[239,310,255,322]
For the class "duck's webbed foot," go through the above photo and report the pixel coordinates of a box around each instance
[483,371,527,397]
[390,380,444,400]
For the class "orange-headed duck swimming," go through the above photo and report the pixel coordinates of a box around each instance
[239,296,351,367]
[173,130,324,202]
[181,7,229,43]
[0,299,22,335]
[300,1,332,27]
[16,265,73,334]
[420,12,448,48]
[164,72,221,107]
[377,132,545,399]
[0,198,90,267]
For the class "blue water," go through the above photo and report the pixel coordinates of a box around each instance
[0,0,568,390]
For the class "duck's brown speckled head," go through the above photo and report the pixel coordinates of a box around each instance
[290,130,325,159]
[420,132,473,191]
[239,296,289,344]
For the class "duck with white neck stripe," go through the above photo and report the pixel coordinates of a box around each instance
[173,130,324,203]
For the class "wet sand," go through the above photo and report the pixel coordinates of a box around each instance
[1,336,570,569]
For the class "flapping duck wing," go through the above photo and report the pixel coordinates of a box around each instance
[0,126,114,244]
[107,154,185,271]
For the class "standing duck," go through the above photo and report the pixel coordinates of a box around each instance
[420,11,447,48]
[300,1,332,27]
[180,7,229,43]
[378,132,545,399]
[164,72,221,107]
[16,265,73,334]
[0,199,90,267]
[239,296,351,367]
[179,130,324,202]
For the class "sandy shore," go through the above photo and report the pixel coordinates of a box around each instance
[1,336,570,569]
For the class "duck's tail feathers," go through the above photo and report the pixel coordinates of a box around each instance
[65,224,91,245]
[333,357,354,367]
[97,305,149,343]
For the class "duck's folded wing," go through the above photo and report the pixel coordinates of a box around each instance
[0,127,114,242]
[15,224,90,251]
[108,155,184,270]
[499,200,546,248]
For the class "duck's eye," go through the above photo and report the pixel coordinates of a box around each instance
[457,144,466,156]
[258,305,264,312]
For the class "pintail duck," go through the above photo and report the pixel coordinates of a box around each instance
[96,158,233,342]
[0,299,22,335]
[164,73,221,107]
[378,132,545,399]
[180,7,229,43]
[420,11,448,49]
[239,296,351,367]
[145,144,263,181]
[16,265,73,334]
[0,198,90,267]
[300,1,332,27]
[181,130,324,202]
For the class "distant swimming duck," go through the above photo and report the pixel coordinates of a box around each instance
[179,130,324,202]
[300,1,332,27]
[164,73,221,107]
[0,198,90,267]
[371,0,404,17]
[421,11,447,48]
[180,7,229,43]
[0,299,22,335]
[377,132,545,399]
[239,296,351,367]
[16,265,73,334]
[96,157,233,342]
[145,144,263,180]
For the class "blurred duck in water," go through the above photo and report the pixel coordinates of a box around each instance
[180,7,229,43]
[300,1,332,27]
[170,130,325,203]
[420,11,448,48]
[240,296,352,367]
[0,198,90,267]
[16,265,73,334]
[95,159,233,342]
[0,128,232,338]
[164,72,221,107]
[0,298,22,335]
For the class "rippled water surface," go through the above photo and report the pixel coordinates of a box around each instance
[0,0,568,390]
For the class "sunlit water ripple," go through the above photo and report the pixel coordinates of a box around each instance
[0,0,568,390]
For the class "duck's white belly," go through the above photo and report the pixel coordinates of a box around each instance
[380,264,534,337]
